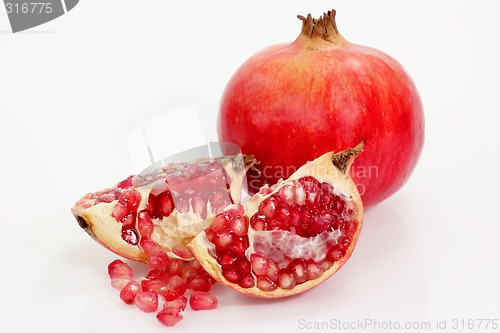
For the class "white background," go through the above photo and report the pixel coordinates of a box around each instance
[1,1,499,332]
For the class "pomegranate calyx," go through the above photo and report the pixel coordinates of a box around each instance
[297,10,344,43]
[331,141,364,174]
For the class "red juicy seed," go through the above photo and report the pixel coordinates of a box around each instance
[166,259,184,277]
[288,205,301,227]
[108,259,133,279]
[227,215,248,237]
[160,276,187,301]
[120,280,140,304]
[235,258,251,275]
[278,269,297,290]
[182,266,198,281]
[157,191,175,217]
[157,307,183,327]
[111,201,129,222]
[122,189,141,209]
[250,213,268,231]
[137,210,153,238]
[209,214,230,233]
[250,253,269,276]
[187,276,212,292]
[289,258,307,284]
[239,275,255,288]
[164,296,188,311]
[117,175,134,189]
[111,276,132,290]
[189,259,202,270]
[147,252,171,270]
[141,279,165,293]
[219,252,238,267]
[259,196,277,218]
[213,230,235,250]
[222,267,241,284]
[146,269,170,282]
[278,184,295,205]
[139,238,164,256]
[205,228,216,242]
[266,259,280,282]
[306,260,323,280]
[327,244,346,262]
[228,237,249,257]
[256,276,277,292]
[189,291,218,311]
[121,228,139,245]
[135,291,158,313]
[172,246,192,260]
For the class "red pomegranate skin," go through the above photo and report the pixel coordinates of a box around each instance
[218,15,424,208]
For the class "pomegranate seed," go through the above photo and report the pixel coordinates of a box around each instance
[135,291,158,313]
[306,260,323,280]
[117,175,134,189]
[220,253,238,267]
[121,228,139,245]
[278,269,296,290]
[160,275,187,301]
[321,261,334,271]
[250,213,268,231]
[147,252,171,270]
[327,244,345,262]
[189,291,218,311]
[278,184,295,205]
[227,215,248,237]
[120,280,140,304]
[108,259,133,279]
[256,276,277,292]
[139,238,164,256]
[137,211,153,238]
[266,259,280,282]
[146,269,170,282]
[111,276,132,290]
[187,276,212,292]
[289,258,307,284]
[157,191,175,217]
[166,259,183,277]
[222,268,241,284]
[250,254,268,276]
[228,237,249,256]
[209,214,230,233]
[259,196,277,218]
[239,275,255,288]
[182,266,198,281]
[172,246,192,260]
[141,279,165,293]
[164,296,188,311]
[112,201,130,222]
[122,189,141,208]
[157,307,183,327]
[213,230,234,250]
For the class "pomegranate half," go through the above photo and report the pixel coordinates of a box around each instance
[72,154,256,261]
[188,144,364,298]
[218,10,424,208]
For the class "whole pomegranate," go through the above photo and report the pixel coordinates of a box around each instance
[218,10,424,207]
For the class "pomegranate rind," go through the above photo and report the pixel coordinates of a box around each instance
[71,155,257,262]
[188,146,364,298]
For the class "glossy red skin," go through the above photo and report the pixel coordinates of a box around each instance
[218,35,424,208]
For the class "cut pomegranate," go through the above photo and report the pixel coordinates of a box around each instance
[188,144,364,298]
[72,154,256,261]
[189,291,218,311]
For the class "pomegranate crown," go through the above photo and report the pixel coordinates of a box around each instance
[297,9,342,42]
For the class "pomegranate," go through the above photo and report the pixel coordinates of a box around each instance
[188,144,364,298]
[71,154,256,261]
[218,9,424,207]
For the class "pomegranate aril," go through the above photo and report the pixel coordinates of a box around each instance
[222,268,241,284]
[121,228,139,245]
[278,269,296,290]
[219,253,237,267]
[135,291,158,313]
[306,260,323,281]
[182,266,198,281]
[189,291,218,311]
[146,269,170,282]
[137,211,153,238]
[256,276,277,292]
[209,214,230,233]
[112,201,130,222]
[147,252,170,270]
[213,230,235,250]
[166,259,183,277]
[157,307,184,327]
[278,184,295,205]
[108,259,133,279]
[187,276,212,292]
[227,215,248,236]
[266,259,280,282]
[160,275,187,301]
[239,275,255,288]
[164,296,188,311]
[250,254,269,276]
[141,279,165,293]
[289,258,307,284]
[327,245,345,262]
[228,237,249,256]
[117,175,134,189]
[139,238,164,256]
[259,196,277,218]
[172,246,192,259]
[120,280,140,304]
[111,276,132,290]
[250,213,268,231]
